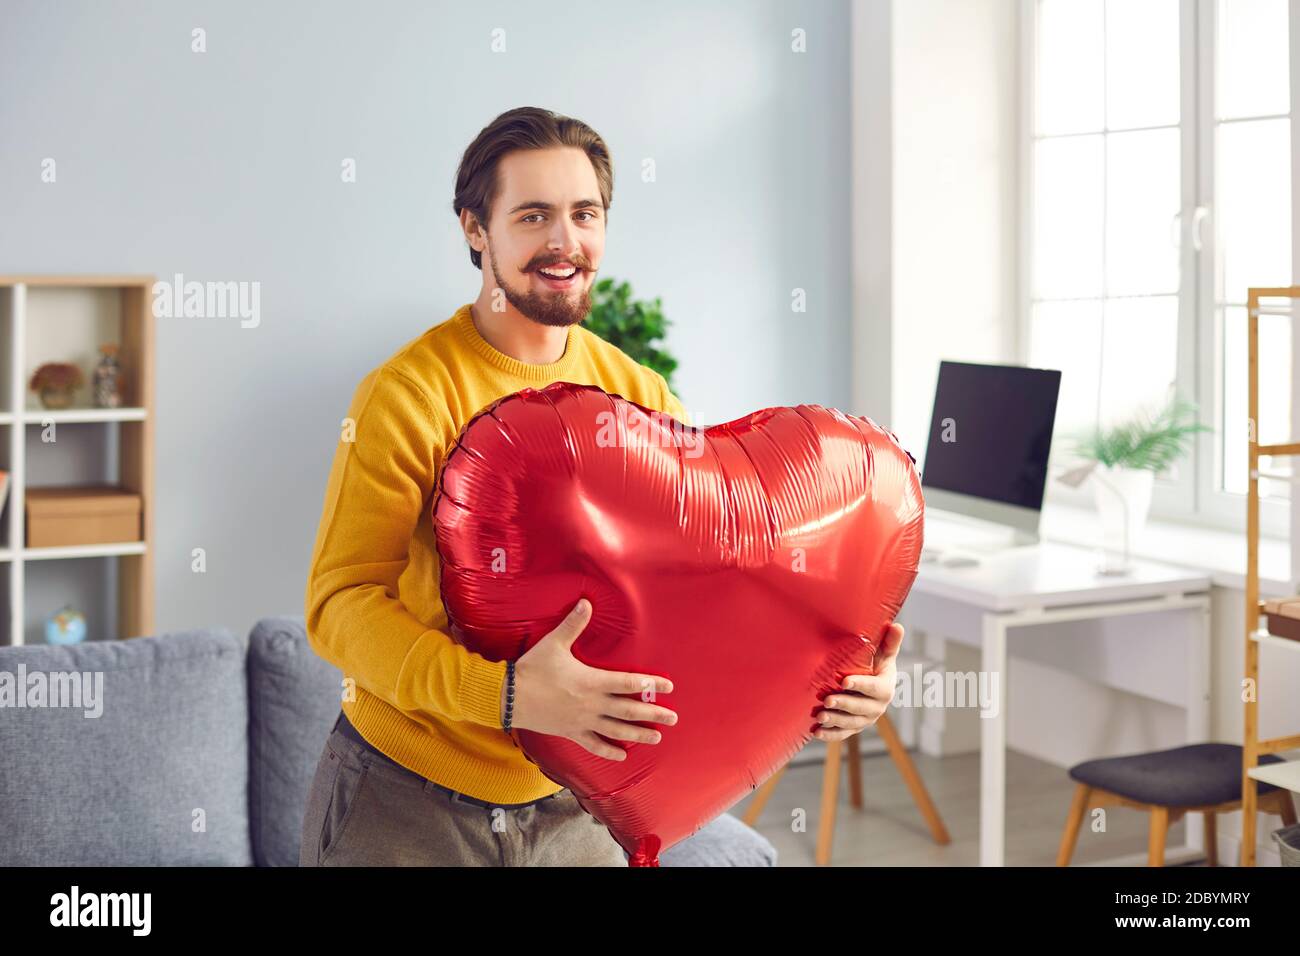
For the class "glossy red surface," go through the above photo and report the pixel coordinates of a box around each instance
[433,381,924,865]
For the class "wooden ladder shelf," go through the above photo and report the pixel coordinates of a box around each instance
[1243,285,1300,866]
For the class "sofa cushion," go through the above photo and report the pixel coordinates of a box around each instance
[246,615,345,866]
[659,812,778,866]
[0,629,251,865]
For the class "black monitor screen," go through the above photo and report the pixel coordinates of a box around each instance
[921,361,1062,511]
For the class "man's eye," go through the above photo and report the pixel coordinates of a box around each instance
[576,211,597,222]
[522,214,544,223]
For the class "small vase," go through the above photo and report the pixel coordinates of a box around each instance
[1090,464,1155,575]
[39,387,75,410]
[93,344,122,408]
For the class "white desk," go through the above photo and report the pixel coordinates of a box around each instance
[896,538,1212,867]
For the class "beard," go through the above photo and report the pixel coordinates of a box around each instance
[487,241,592,328]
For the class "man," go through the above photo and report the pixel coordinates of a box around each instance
[300,106,904,867]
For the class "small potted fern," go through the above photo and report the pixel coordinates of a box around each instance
[1058,392,1211,575]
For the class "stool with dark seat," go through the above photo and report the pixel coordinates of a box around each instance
[1056,743,1297,866]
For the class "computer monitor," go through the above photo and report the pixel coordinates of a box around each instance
[920,360,1062,546]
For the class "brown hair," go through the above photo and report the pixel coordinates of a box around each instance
[452,107,614,270]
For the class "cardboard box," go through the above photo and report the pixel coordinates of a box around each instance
[25,484,142,548]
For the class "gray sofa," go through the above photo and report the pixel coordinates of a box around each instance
[0,617,776,866]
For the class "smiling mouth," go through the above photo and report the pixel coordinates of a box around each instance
[533,265,583,290]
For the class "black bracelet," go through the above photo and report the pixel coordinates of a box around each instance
[503,659,516,732]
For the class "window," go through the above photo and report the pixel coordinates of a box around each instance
[1023,0,1294,536]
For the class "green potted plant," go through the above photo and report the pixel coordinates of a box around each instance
[584,278,679,391]
[1057,392,1212,575]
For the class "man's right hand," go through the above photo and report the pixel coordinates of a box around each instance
[499,598,677,760]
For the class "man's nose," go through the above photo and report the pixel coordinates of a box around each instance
[545,216,581,254]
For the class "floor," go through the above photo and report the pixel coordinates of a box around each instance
[727,747,1193,867]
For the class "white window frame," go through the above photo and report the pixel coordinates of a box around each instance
[1018,0,1300,540]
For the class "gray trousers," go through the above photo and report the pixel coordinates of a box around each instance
[299,711,629,866]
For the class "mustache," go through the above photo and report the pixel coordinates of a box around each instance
[528,257,590,272]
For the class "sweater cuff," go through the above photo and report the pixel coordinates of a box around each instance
[460,652,509,728]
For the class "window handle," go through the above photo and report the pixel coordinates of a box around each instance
[1191,205,1210,252]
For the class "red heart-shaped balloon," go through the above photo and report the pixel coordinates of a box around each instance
[432,381,924,865]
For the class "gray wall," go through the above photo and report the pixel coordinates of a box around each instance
[0,0,855,639]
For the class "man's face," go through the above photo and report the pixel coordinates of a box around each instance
[476,147,606,327]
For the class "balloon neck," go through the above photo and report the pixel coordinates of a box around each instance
[627,848,660,867]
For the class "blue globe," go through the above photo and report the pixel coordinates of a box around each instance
[46,606,87,645]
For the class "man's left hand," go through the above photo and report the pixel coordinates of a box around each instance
[813,622,904,742]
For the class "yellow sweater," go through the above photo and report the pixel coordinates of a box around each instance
[304,302,689,805]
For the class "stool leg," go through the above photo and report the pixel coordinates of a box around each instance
[1203,813,1217,867]
[741,763,788,827]
[847,733,863,809]
[816,739,843,866]
[1148,807,1169,867]
[1056,783,1092,867]
[1260,789,1297,827]
[876,712,951,845]
[1278,792,1298,827]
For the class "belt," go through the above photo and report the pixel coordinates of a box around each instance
[333,710,558,810]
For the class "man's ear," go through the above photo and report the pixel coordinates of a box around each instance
[461,209,487,255]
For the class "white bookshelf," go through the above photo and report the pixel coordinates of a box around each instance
[21,408,148,423]
[0,276,155,645]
